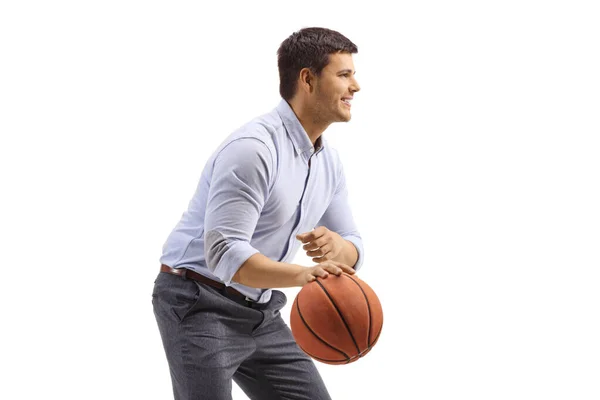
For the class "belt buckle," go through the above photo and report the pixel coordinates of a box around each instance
[245,296,258,308]
[245,296,260,305]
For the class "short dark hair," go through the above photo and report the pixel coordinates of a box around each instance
[277,27,358,101]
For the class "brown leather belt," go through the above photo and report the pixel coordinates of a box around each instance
[160,264,247,301]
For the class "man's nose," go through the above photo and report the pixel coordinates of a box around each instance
[351,77,361,92]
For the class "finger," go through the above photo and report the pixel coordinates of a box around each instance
[296,231,309,242]
[303,242,320,251]
[312,226,328,239]
[311,268,329,278]
[307,249,325,258]
[297,229,316,243]
[311,249,333,263]
[338,263,356,274]
[323,265,343,276]
[304,240,331,253]
[319,243,332,255]
[312,236,329,248]
[303,227,327,244]
[328,262,354,274]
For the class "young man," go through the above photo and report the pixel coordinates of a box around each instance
[152,27,364,400]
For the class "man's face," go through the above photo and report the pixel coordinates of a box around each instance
[311,52,361,124]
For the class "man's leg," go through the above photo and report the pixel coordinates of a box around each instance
[233,290,332,400]
[152,272,262,400]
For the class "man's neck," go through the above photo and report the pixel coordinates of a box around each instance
[287,99,330,146]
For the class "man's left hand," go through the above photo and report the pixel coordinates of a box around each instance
[296,226,345,263]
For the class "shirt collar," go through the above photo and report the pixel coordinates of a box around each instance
[276,99,325,157]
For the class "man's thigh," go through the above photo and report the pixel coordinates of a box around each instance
[152,272,261,400]
[233,311,332,400]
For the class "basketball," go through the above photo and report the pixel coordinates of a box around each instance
[290,272,383,365]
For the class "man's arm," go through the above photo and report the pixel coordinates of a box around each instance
[335,238,359,267]
[232,253,355,288]
[204,138,354,288]
[203,138,274,285]
[297,156,364,270]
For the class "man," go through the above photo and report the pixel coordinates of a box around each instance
[152,27,364,400]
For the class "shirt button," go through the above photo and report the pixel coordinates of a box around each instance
[310,148,314,153]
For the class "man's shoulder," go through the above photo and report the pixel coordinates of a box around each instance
[247,107,284,140]
[226,107,283,148]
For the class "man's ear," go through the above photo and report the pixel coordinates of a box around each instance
[299,68,314,93]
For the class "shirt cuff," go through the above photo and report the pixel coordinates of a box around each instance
[211,240,260,285]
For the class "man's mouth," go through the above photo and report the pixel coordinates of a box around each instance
[341,97,353,108]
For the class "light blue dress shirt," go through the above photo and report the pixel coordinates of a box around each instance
[160,99,364,303]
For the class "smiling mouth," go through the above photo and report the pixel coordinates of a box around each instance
[341,98,352,108]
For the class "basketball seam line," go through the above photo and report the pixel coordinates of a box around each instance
[346,274,372,347]
[295,295,350,360]
[366,324,384,354]
[363,306,384,354]
[315,279,361,355]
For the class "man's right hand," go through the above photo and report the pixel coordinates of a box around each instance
[295,261,356,286]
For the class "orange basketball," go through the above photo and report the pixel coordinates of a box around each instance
[290,273,383,365]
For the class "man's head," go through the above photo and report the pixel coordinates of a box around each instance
[277,27,361,124]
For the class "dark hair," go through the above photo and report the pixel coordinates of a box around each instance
[277,27,358,101]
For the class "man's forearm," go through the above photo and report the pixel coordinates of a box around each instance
[333,239,358,268]
[232,253,304,288]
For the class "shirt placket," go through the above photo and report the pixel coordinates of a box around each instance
[282,149,315,261]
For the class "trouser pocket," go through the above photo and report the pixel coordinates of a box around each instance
[152,272,203,323]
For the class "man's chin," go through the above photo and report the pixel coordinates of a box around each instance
[335,110,351,122]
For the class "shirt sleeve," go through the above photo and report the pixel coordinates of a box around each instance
[204,137,274,284]
[316,159,365,271]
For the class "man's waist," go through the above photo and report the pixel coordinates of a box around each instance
[159,264,270,303]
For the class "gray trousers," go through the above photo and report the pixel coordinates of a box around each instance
[152,271,332,400]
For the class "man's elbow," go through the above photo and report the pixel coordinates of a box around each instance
[204,230,229,273]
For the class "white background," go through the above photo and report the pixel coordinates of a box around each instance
[1,1,599,399]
